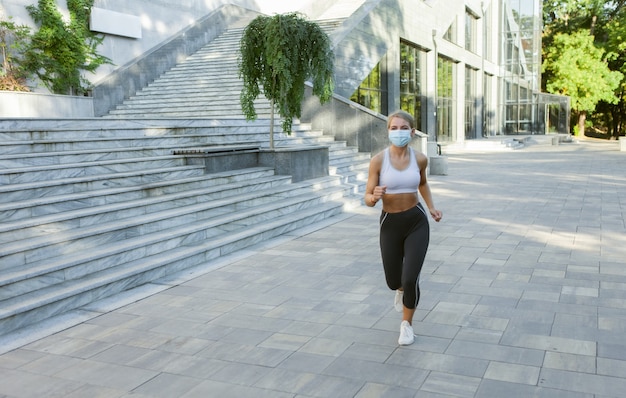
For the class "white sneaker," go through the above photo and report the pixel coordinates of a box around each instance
[394,290,403,312]
[398,320,415,345]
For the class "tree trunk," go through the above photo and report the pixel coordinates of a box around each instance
[611,108,620,140]
[269,99,275,149]
[577,111,587,136]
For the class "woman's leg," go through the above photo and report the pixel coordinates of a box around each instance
[400,205,430,322]
[379,211,405,291]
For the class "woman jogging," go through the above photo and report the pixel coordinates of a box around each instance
[364,110,443,345]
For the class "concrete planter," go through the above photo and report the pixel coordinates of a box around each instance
[175,145,329,183]
[259,145,329,182]
[0,91,94,118]
[429,156,448,175]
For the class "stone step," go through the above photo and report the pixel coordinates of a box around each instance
[0,134,339,164]
[0,164,206,204]
[106,110,270,118]
[122,90,254,100]
[0,121,318,146]
[0,136,269,157]
[161,66,240,75]
[131,87,246,98]
[0,169,286,235]
[0,188,350,335]
[130,87,244,97]
[0,117,285,129]
[330,158,370,177]
[177,63,236,71]
[0,155,191,185]
[0,175,347,271]
[0,132,346,203]
[107,103,267,115]
[111,100,268,112]
[0,167,274,221]
[139,79,244,90]
[143,71,241,80]
[0,139,221,162]
[331,149,370,162]
[0,129,294,152]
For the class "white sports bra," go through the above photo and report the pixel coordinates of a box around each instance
[379,148,421,194]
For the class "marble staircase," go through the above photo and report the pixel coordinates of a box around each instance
[102,21,370,186]
[0,118,368,336]
[106,27,257,118]
[106,20,344,119]
[0,21,371,337]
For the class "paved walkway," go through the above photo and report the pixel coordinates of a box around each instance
[0,139,625,397]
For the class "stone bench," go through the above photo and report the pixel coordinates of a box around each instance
[549,134,573,145]
[429,155,448,175]
[173,145,329,182]
[427,141,447,176]
[173,145,261,173]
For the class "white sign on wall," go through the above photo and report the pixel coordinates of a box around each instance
[89,7,142,39]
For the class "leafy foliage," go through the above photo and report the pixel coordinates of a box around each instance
[543,30,622,112]
[0,17,32,91]
[598,4,626,138]
[239,13,334,133]
[543,0,626,137]
[22,0,112,95]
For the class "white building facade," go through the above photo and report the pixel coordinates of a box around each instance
[0,0,569,140]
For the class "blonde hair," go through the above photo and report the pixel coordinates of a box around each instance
[387,110,415,129]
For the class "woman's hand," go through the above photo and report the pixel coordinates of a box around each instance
[429,208,442,222]
[371,185,387,204]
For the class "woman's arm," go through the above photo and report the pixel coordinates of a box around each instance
[364,152,385,207]
[417,152,442,222]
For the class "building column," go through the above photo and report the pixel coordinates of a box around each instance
[427,29,438,141]
[386,39,400,114]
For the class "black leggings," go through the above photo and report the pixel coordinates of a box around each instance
[379,203,430,309]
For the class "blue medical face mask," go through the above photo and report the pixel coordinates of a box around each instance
[388,129,412,147]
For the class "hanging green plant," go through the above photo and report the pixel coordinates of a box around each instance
[239,12,334,143]
[22,0,112,95]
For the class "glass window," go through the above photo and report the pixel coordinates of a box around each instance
[437,56,455,142]
[465,66,477,139]
[443,20,455,43]
[483,3,493,62]
[465,9,477,53]
[350,60,387,114]
[500,0,542,135]
[400,41,426,131]
[484,73,494,136]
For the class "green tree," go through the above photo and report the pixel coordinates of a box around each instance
[595,3,626,138]
[22,0,111,95]
[0,17,31,91]
[239,13,334,147]
[543,0,626,138]
[543,30,622,136]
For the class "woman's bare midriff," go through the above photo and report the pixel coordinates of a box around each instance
[382,192,419,213]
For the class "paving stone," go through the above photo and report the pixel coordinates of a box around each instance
[131,373,202,397]
[419,371,481,397]
[2,142,626,397]
[54,360,158,390]
[539,368,626,397]
[543,351,596,373]
[475,379,593,398]
[354,382,417,398]
[483,361,540,384]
